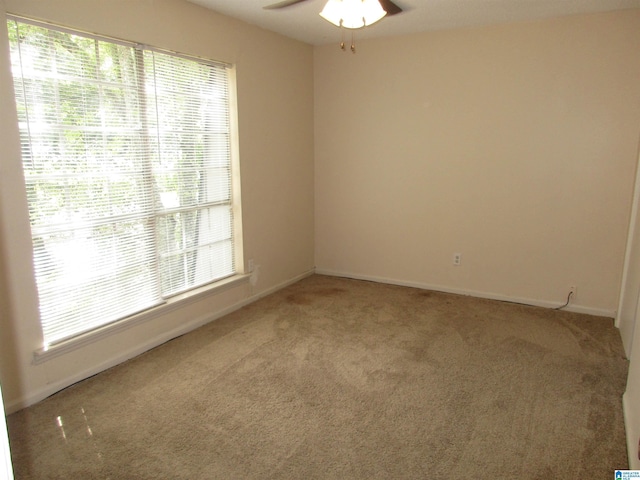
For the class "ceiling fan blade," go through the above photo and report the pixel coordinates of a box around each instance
[379,0,403,16]
[263,0,310,9]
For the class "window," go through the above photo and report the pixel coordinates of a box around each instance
[7,17,240,347]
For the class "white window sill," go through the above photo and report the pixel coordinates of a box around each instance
[33,273,251,364]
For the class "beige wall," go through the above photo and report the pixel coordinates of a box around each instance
[0,10,22,407]
[314,10,640,316]
[0,0,315,411]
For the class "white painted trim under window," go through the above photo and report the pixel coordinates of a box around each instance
[33,274,251,363]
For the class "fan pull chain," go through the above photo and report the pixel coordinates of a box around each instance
[339,27,356,53]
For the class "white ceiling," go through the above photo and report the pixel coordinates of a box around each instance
[186,0,640,46]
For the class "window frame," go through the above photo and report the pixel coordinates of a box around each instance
[6,15,247,361]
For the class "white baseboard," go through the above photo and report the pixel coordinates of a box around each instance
[315,269,616,318]
[5,269,315,414]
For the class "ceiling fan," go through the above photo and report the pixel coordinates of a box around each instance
[264,0,402,52]
[263,0,403,17]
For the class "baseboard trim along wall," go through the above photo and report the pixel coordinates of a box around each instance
[314,269,616,319]
[5,269,315,414]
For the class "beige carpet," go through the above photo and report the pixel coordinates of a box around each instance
[7,275,629,479]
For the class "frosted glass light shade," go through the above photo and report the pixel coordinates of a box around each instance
[320,0,387,29]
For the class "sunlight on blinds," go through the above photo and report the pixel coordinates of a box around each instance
[8,18,236,346]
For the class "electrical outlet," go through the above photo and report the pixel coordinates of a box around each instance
[453,253,461,266]
[248,259,254,273]
[569,285,576,301]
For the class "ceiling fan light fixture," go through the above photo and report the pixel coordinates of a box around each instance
[320,0,387,29]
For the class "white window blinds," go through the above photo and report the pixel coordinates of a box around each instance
[8,18,236,347]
